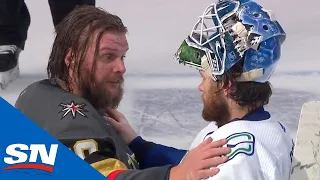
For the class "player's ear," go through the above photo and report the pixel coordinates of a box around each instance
[223,80,233,97]
[64,48,74,70]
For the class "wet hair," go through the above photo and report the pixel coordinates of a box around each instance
[47,5,127,90]
[217,59,272,112]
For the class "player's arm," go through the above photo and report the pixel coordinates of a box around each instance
[61,137,229,180]
[85,147,172,180]
[128,136,187,169]
[60,137,173,180]
[105,109,187,168]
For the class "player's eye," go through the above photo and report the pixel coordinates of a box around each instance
[100,54,114,61]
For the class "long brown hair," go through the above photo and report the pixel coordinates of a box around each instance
[218,59,272,112]
[47,5,127,91]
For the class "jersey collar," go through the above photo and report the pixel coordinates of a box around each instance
[231,107,271,122]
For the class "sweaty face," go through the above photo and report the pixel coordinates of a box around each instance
[80,31,128,109]
[198,71,230,127]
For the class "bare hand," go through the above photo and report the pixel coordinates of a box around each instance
[105,108,138,144]
[170,137,231,180]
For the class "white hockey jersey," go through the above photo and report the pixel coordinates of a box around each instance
[187,108,294,180]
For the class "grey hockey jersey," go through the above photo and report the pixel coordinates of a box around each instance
[15,79,171,180]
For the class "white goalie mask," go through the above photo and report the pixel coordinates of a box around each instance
[183,0,241,79]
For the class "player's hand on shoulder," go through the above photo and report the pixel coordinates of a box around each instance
[170,137,231,180]
[105,108,138,144]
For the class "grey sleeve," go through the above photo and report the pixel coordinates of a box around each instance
[116,165,172,180]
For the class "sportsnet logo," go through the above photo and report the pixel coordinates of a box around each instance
[2,144,58,173]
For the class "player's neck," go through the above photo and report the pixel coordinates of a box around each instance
[56,78,82,96]
[228,105,250,121]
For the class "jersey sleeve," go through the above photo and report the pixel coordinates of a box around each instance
[85,147,172,180]
[113,166,172,180]
[129,136,187,169]
[60,137,172,180]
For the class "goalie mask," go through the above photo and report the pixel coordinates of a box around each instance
[174,0,286,82]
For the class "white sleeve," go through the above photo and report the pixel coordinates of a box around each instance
[207,154,262,180]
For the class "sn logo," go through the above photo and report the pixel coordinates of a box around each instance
[3,144,58,173]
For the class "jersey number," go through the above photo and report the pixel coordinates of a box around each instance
[71,139,98,159]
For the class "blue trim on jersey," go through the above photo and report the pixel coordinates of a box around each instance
[129,136,187,169]
[234,107,271,122]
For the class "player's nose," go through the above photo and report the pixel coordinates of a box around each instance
[113,58,126,74]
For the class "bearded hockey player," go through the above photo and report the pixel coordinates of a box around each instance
[173,0,294,179]
[14,5,232,180]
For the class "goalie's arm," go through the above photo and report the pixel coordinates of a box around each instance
[128,136,187,169]
[85,148,172,180]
